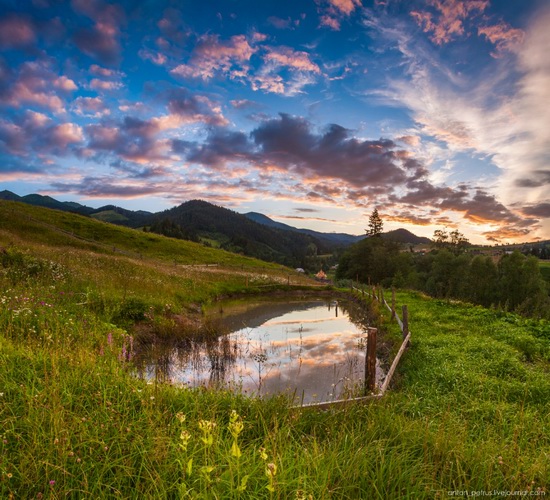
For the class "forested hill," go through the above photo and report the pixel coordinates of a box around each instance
[245,212,365,247]
[151,200,327,266]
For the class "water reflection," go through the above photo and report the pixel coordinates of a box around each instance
[133,298,382,404]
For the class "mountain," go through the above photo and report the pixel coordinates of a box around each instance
[382,228,432,245]
[153,200,325,266]
[89,205,153,227]
[1,190,94,215]
[3,190,431,266]
[0,190,22,202]
[245,212,364,247]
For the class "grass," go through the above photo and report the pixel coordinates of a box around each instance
[540,260,550,286]
[1,200,549,498]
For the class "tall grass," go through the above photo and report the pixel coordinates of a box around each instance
[1,201,549,497]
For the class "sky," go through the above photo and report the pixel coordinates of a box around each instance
[1,0,549,244]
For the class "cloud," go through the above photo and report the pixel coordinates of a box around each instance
[267,16,296,30]
[89,78,123,91]
[275,214,338,223]
[478,22,525,57]
[163,88,228,127]
[318,0,363,30]
[171,34,256,81]
[521,203,550,219]
[410,0,489,45]
[367,3,550,241]
[54,76,78,92]
[73,96,110,117]
[0,111,83,157]
[263,46,321,74]
[85,117,165,163]
[252,46,322,95]
[230,99,260,110]
[0,61,67,113]
[178,129,251,168]
[138,48,167,66]
[84,89,228,164]
[514,170,550,188]
[252,114,409,188]
[294,207,321,213]
[52,176,162,198]
[89,64,124,78]
[72,0,125,65]
[0,14,36,49]
[385,212,433,226]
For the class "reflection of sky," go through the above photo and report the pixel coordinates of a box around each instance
[138,301,381,404]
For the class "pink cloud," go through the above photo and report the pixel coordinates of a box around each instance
[478,22,525,57]
[171,34,256,81]
[72,0,126,64]
[5,79,65,114]
[54,76,78,92]
[0,111,84,157]
[138,48,167,66]
[73,96,110,117]
[411,0,489,45]
[51,122,84,148]
[89,78,123,91]
[264,46,321,74]
[89,64,124,78]
[318,0,362,30]
[0,15,36,48]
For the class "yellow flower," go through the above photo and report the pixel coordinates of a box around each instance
[176,412,185,424]
[265,462,277,477]
[179,430,191,451]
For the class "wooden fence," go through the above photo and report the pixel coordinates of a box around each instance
[295,284,411,410]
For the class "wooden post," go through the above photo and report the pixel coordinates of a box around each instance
[287,275,290,286]
[364,327,377,394]
[391,288,396,319]
[380,288,385,305]
[402,305,409,340]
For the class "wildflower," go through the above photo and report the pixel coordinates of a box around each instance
[198,420,216,446]
[265,462,277,493]
[179,430,191,452]
[49,480,55,486]
[176,412,185,424]
[259,447,268,461]
[266,462,277,477]
[7,473,12,479]
[228,410,244,458]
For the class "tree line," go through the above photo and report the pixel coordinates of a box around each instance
[337,211,550,319]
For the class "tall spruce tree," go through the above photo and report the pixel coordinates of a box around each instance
[367,208,383,237]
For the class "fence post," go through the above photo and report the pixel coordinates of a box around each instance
[364,327,377,394]
[391,288,396,319]
[380,288,385,305]
[402,305,409,340]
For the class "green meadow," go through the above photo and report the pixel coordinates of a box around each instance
[1,200,549,498]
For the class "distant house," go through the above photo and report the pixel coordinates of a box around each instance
[315,269,327,280]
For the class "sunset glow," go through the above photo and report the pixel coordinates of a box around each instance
[1,0,549,244]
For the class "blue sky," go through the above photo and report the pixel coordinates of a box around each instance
[1,0,549,244]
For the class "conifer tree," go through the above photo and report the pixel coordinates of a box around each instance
[367,208,383,237]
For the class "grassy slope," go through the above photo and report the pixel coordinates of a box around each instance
[1,200,549,498]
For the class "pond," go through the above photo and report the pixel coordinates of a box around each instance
[134,296,383,405]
